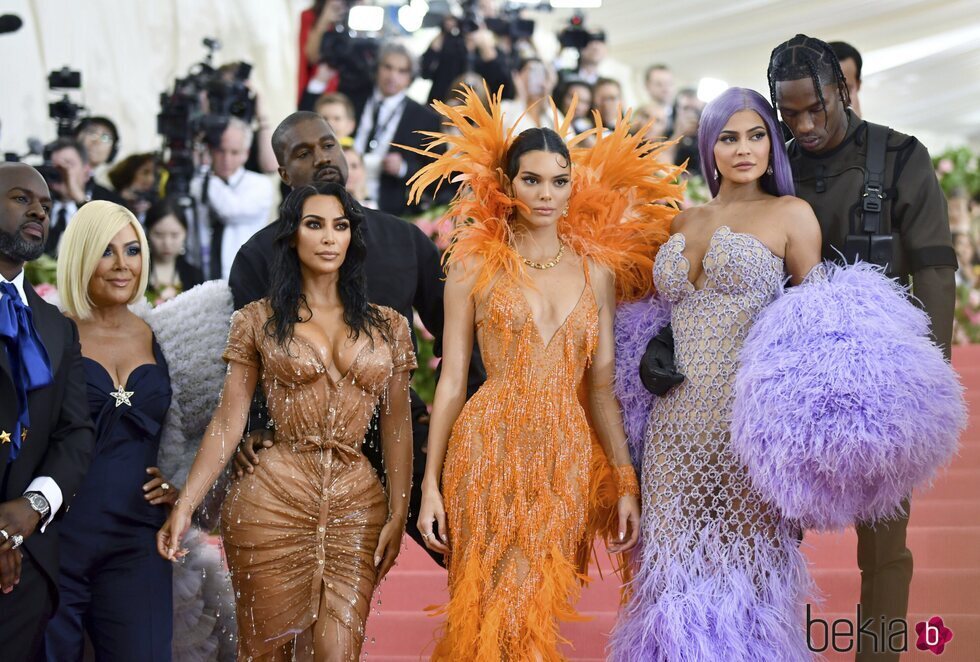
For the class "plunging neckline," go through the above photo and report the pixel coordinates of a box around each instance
[511,277,591,349]
[83,339,162,391]
[675,225,782,292]
[291,333,371,383]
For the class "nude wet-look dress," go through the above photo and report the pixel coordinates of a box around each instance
[220,301,416,659]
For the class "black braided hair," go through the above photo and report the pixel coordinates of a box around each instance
[767,34,850,114]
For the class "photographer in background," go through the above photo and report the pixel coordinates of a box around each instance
[421,13,513,105]
[107,152,159,221]
[190,117,273,280]
[301,0,381,110]
[298,0,346,103]
[501,57,557,134]
[43,138,124,256]
[352,42,440,216]
[668,87,704,176]
[557,21,637,109]
[72,116,119,170]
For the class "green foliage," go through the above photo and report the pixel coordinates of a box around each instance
[23,254,58,286]
[933,147,980,198]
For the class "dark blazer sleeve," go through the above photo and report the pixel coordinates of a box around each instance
[894,141,956,359]
[228,236,269,311]
[411,224,445,355]
[38,318,94,509]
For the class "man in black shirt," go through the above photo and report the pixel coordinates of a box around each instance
[228,111,480,566]
[769,35,955,662]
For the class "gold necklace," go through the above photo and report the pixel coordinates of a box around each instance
[519,242,565,270]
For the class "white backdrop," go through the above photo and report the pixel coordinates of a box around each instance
[2,0,979,161]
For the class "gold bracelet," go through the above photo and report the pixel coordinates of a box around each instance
[612,464,639,498]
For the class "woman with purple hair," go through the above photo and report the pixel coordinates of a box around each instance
[610,87,962,660]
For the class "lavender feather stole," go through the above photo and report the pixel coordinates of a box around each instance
[613,296,672,466]
[731,262,966,531]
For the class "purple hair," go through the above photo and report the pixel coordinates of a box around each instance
[698,87,795,198]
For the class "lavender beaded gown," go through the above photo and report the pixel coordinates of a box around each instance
[612,226,815,661]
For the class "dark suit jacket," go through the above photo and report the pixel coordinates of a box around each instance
[351,93,442,216]
[0,282,94,590]
[788,111,957,358]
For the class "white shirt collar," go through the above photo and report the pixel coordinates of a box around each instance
[374,89,408,109]
[0,269,28,305]
[212,166,246,187]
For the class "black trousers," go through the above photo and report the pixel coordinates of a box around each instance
[0,549,56,661]
[855,498,913,662]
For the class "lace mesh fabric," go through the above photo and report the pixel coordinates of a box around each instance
[433,270,606,660]
[611,227,815,661]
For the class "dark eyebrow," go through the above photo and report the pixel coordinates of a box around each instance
[302,213,325,221]
[124,240,140,246]
[519,171,541,177]
[334,215,348,222]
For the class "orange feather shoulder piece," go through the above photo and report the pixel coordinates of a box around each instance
[404,84,685,301]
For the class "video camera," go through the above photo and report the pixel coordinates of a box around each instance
[156,38,255,194]
[48,67,85,137]
[318,3,382,91]
[423,1,535,41]
[558,13,604,51]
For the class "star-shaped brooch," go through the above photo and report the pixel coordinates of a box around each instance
[0,430,10,444]
[110,385,134,407]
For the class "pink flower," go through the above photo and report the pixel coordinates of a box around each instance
[34,283,61,307]
[967,289,980,308]
[936,158,954,174]
[413,313,435,341]
[915,616,954,655]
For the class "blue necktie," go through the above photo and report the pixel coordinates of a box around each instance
[0,281,54,461]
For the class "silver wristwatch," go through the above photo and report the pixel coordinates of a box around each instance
[23,492,51,521]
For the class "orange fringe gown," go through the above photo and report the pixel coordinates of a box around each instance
[406,86,684,660]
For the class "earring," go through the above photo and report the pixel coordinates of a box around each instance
[766,165,773,176]
[713,168,720,182]
[561,205,569,217]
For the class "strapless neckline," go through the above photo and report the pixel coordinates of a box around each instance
[673,225,782,293]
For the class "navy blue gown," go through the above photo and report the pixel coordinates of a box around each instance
[44,338,173,661]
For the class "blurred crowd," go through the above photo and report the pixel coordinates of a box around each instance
[11,1,979,346]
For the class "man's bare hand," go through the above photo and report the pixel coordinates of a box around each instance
[233,429,274,478]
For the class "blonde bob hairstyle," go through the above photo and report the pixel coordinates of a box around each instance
[56,200,149,319]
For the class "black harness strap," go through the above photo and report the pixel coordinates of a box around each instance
[861,123,888,234]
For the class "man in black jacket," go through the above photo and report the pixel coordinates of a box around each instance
[0,163,94,659]
[769,34,956,662]
[229,112,483,565]
[350,42,441,217]
[43,138,124,256]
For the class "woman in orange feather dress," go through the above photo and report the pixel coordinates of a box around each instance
[407,87,684,660]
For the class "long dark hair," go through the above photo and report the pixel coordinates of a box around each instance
[264,181,390,347]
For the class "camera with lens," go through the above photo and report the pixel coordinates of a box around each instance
[558,14,604,51]
[318,3,380,94]
[423,1,535,41]
[47,67,85,137]
[156,38,256,194]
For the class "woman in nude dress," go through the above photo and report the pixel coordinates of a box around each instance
[157,181,415,661]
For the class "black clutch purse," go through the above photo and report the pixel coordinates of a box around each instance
[639,324,684,396]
